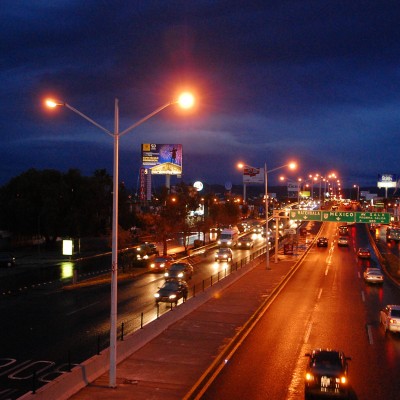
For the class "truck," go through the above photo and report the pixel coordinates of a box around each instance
[217,227,239,247]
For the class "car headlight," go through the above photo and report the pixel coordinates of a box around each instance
[247,243,250,247]
[169,294,177,299]
[217,240,221,245]
[154,293,160,298]
[150,264,155,268]
[178,273,183,278]
[160,263,165,268]
[164,272,169,277]
[227,241,232,245]
[223,254,227,258]
[305,372,314,382]
[339,376,347,384]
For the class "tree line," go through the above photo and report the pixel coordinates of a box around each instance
[0,168,241,251]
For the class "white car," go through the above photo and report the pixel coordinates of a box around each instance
[380,305,400,333]
[215,247,233,262]
[338,236,349,247]
[363,268,384,284]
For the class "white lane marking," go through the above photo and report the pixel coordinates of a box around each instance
[367,324,374,344]
[66,301,100,316]
[304,322,312,343]
[361,291,365,302]
[318,288,323,300]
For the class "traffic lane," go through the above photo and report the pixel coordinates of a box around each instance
[202,225,398,400]
[202,231,331,399]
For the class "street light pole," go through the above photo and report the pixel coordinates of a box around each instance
[45,92,194,388]
[265,162,270,270]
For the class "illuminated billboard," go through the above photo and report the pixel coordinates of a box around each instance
[243,165,264,184]
[141,144,182,176]
[377,174,397,189]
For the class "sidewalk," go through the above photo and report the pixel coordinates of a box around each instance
[20,233,312,400]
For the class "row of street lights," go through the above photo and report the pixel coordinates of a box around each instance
[45,92,194,387]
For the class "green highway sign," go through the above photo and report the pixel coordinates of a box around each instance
[355,212,390,224]
[289,210,322,221]
[322,211,355,223]
[288,209,391,224]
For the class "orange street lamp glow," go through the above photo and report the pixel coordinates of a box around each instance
[45,99,61,108]
[177,92,195,109]
[288,162,297,170]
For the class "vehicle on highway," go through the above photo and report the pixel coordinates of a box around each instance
[0,253,16,268]
[136,242,159,260]
[164,262,193,280]
[154,280,188,305]
[251,222,263,234]
[215,247,233,262]
[380,305,400,334]
[217,227,239,247]
[363,268,384,284]
[357,248,371,259]
[338,225,349,236]
[148,255,174,272]
[337,236,349,247]
[304,349,351,399]
[237,236,254,249]
[317,237,328,247]
[386,226,400,242]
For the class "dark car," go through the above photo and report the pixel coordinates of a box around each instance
[164,262,193,280]
[136,242,159,260]
[154,280,188,305]
[317,237,328,247]
[305,349,351,399]
[237,236,254,249]
[0,253,16,268]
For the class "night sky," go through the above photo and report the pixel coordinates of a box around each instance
[2,1,400,191]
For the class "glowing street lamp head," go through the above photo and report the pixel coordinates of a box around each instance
[237,162,245,170]
[177,92,194,109]
[288,162,297,170]
[45,99,63,108]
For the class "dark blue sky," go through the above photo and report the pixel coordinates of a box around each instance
[2,1,400,190]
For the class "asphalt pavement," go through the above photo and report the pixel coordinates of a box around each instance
[17,226,400,400]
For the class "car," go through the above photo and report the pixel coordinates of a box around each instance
[305,349,351,399]
[164,262,193,280]
[363,268,384,284]
[237,236,254,249]
[337,236,349,247]
[215,247,233,262]
[357,248,371,259]
[136,242,159,260]
[148,255,174,272]
[154,280,188,305]
[338,225,349,236]
[317,237,328,247]
[0,253,16,268]
[380,305,400,333]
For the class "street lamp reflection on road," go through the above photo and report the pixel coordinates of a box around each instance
[45,91,194,388]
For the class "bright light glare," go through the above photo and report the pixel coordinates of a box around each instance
[178,92,195,109]
[288,162,297,170]
[45,99,58,108]
[237,162,245,169]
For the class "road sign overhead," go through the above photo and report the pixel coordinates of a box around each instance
[322,211,355,222]
[289,210,321,221]
[355,212,390,224]
[289,209,391,224]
